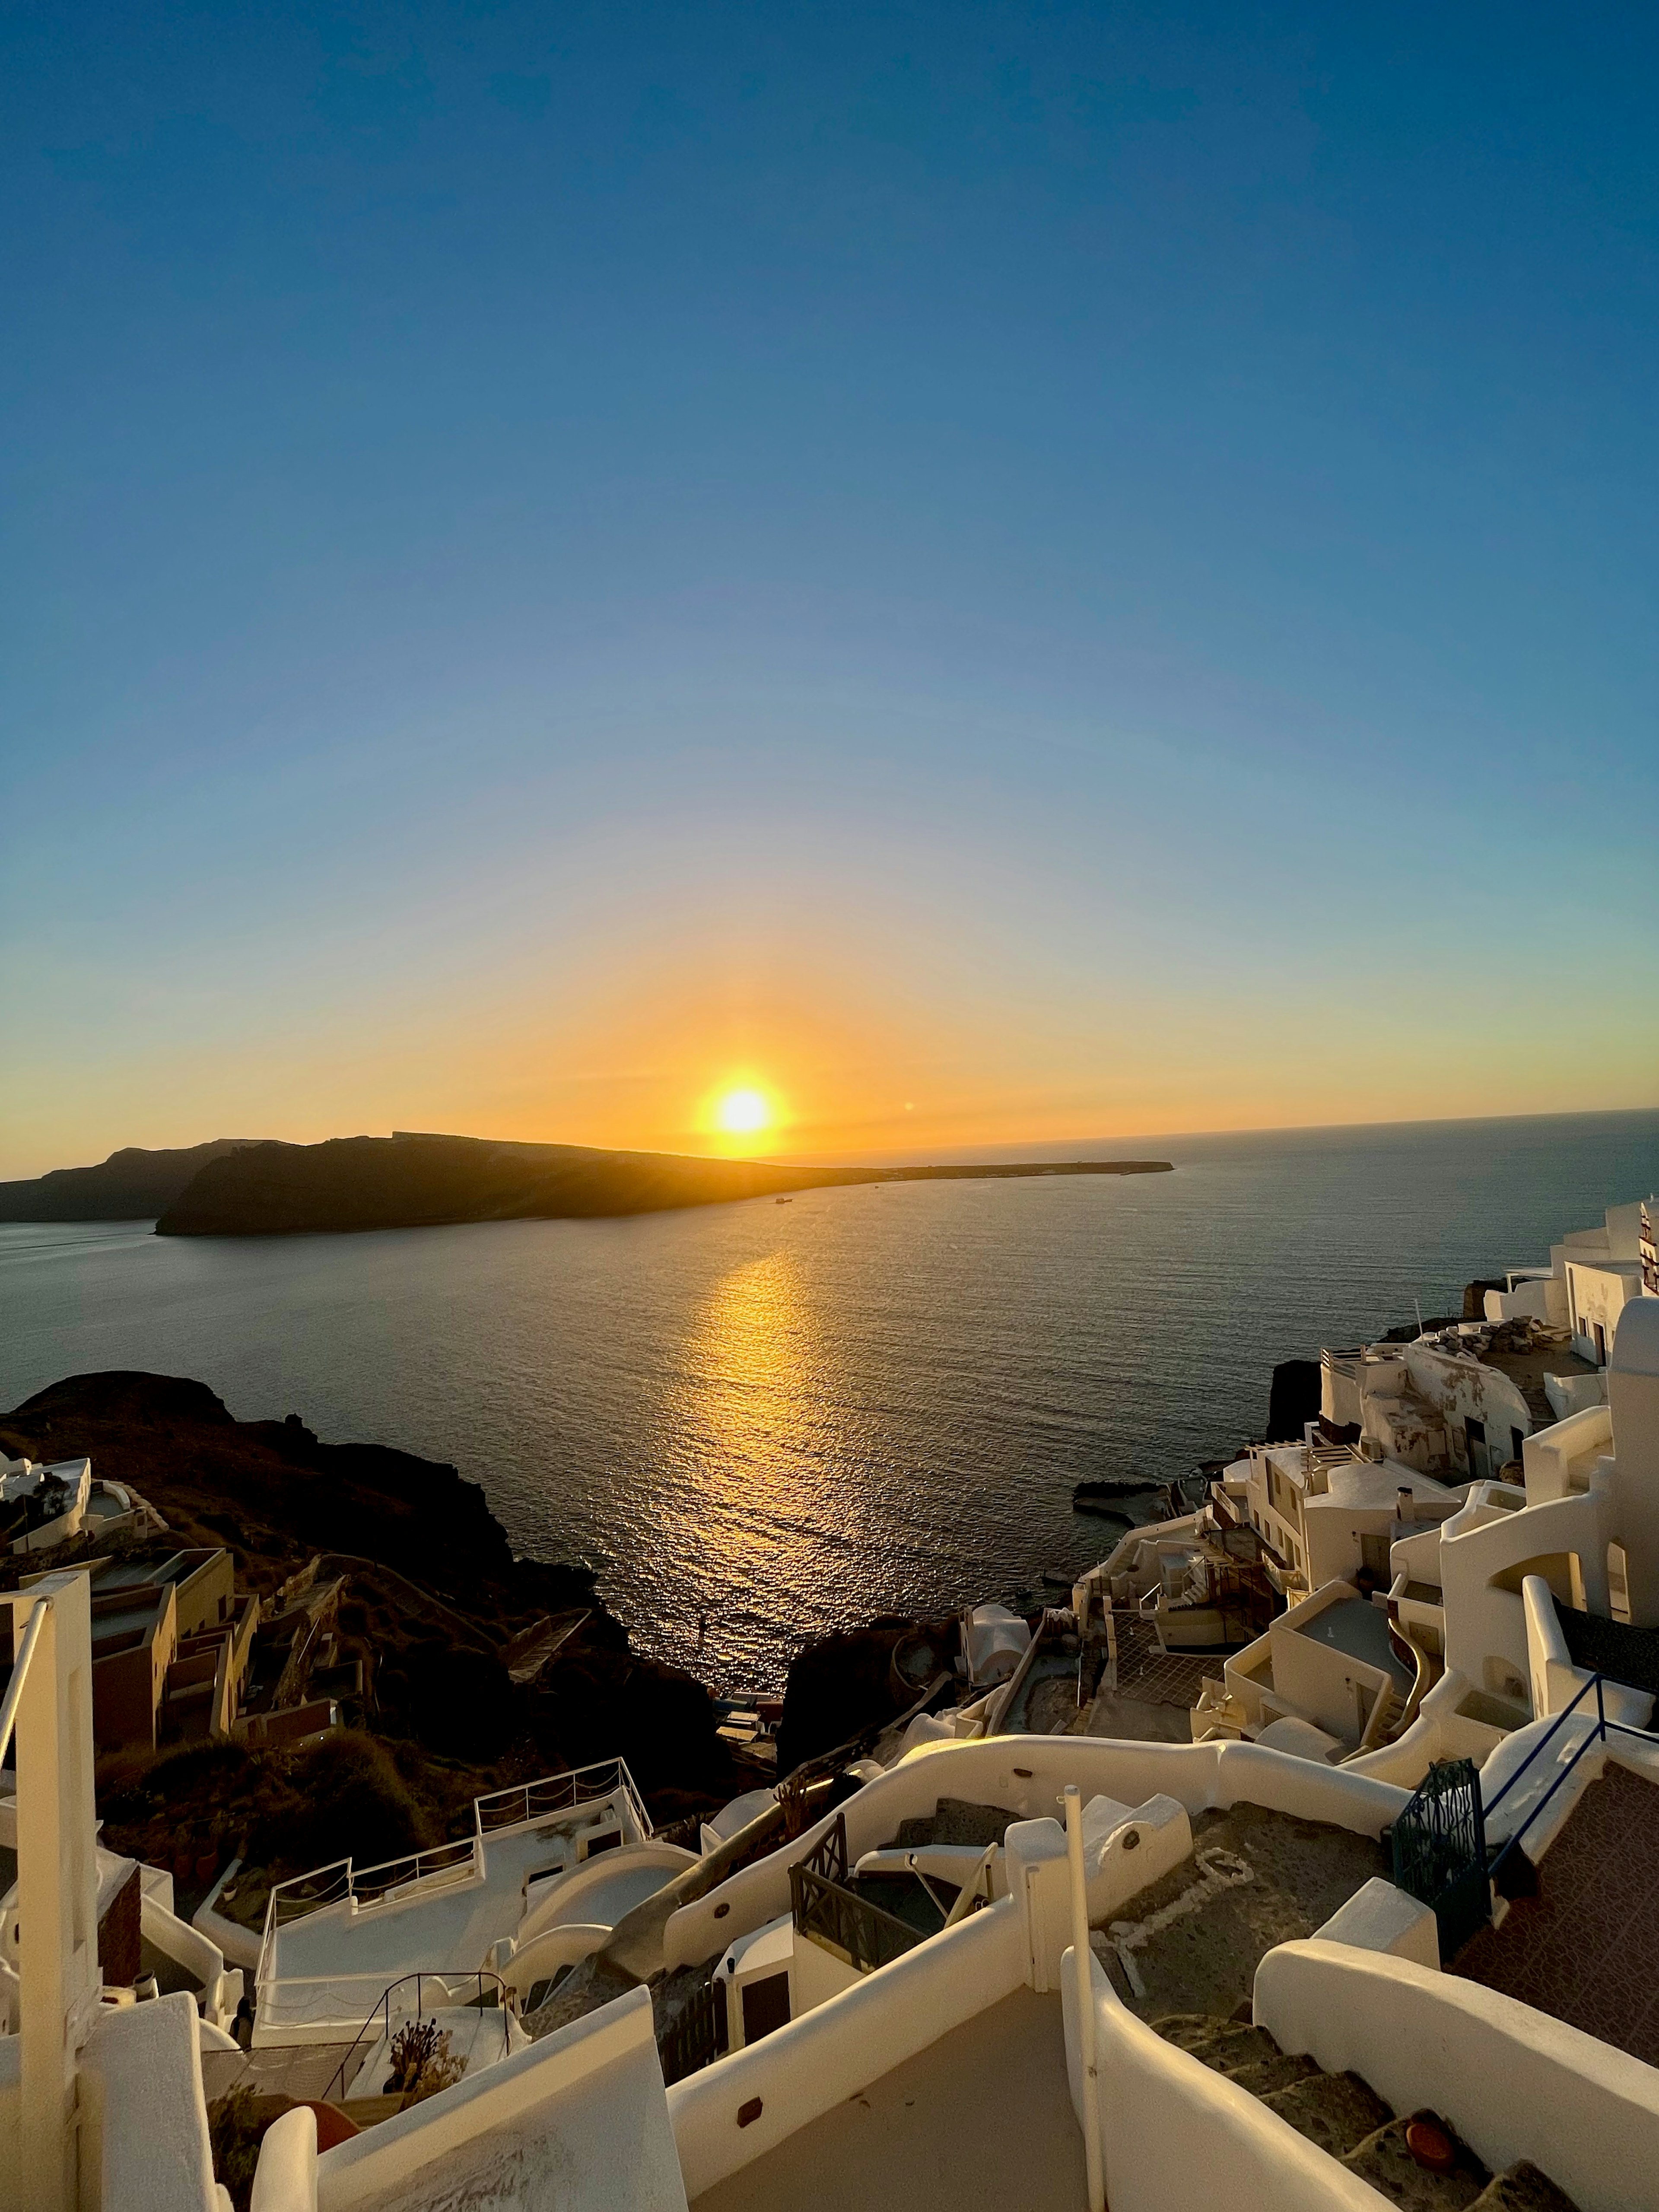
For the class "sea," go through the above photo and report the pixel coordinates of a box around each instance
[2,1109,1656,1693]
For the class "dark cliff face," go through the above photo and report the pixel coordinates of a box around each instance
[0,1368,531,1599]
[153,1132,830,1236]
[0,1370,727,1801]
[0,1139,265,1222]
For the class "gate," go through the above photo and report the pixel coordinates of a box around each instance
[1390,1757,1490,1960]
[789,1812,928,1976]
[657,1975,728,2086]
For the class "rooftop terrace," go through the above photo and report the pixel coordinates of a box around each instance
[690,1988,1084,2212]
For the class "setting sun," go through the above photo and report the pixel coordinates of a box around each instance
[714,1086,773,1136]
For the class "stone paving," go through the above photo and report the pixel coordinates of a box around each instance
[1453,1759,1659,2068]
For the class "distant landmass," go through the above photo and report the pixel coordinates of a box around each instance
[0,1138,266,1222]
[151,1131,1174,1236]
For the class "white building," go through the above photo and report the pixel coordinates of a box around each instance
[1480,1196,1658,1367]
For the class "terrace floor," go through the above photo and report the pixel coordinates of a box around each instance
[690,1989,1085,2212]
[1454,1759,1659,2068]
[1096,1801,1387,2022]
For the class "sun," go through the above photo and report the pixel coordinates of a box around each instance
[714,1086,773,1136]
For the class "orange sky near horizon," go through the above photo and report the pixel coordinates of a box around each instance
[6,917,1657,1179]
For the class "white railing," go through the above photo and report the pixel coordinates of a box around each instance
[474,1758,651,1845]
[258,1834,483,1995]
[255,1757,650,2005]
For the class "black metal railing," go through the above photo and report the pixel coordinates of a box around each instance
[788,1813,928,1977]
[1392,1677,1659,1945]
[323,1971,509,2103]
[1391,1758,1490,1959]
[657,1975,728,2085]
[1480,1670,1659,1888]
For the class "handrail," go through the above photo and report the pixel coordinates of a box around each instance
[0,1596,51,1769]
[1484,1670,1604,1818]
[1485,1672,1659,1882]
[322,1970,509,2104]
[474,1758,652,1844]
[259,1758,649,1967]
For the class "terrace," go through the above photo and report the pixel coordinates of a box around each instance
[254,1760,664,2045]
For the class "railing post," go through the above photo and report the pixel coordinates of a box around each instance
[1064,1786,1106,2212]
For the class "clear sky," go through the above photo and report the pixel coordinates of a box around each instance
[4,2,1657,1177]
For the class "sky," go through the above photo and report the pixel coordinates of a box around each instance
[3,1,1657,1177]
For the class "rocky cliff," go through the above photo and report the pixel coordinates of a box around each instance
[0,1138,265,1221]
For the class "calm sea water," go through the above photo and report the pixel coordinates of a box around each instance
[3,1110,1656,1691]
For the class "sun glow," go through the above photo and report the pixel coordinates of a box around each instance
[714,1086,773,1136]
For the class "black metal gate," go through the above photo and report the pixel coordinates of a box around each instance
[1391,1757,1490,1960]
[657,1976,729,2086]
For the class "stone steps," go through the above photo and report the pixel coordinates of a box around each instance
[1153,2015,1577,2212]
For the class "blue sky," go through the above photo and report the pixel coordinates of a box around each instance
[3,2,1656,1173]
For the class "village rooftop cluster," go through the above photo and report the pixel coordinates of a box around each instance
[4,1191,1659,2212]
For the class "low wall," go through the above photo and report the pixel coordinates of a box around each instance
[662,1735,1407,1973]
[1255,1940,1659,2212]
[667,1894,1026,2199]
[82,1990,220,2212]
[143,1891,239,2025]
[500,1922,612,2002]
[515,1841,698,1946]
[1062,1950,1381,2212]
[317,1986,685,2212]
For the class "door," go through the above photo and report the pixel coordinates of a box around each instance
[741,1971,791,2046]
[1594,1322,1608,1367]
[1464,1417,1489,1482]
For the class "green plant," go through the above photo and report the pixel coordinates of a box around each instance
[208,2088,265,2212]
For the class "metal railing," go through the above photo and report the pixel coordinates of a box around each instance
[264,1834,480,1931]
[259,1758,649,1971]
[1482,1671,1659,1885]
[788,1814,931,1978]
[657,1974,728,2085]
[474,1758,652,1844]
[323,1970,510,2103]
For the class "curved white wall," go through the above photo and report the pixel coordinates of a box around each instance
[663,1735,1407,1973]
[667,1895,1025,2200]
[1256,1939,1659,2212]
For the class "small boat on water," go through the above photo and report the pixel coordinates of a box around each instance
[775,1197,793,1205]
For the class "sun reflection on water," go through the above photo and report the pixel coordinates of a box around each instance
[662,1245,873,1680]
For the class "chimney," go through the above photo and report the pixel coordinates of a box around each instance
[1396,1486,1413,1521]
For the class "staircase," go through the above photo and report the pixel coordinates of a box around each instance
[1154,2016,1577,2212]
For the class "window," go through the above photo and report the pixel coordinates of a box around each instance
[1464,1417,1489,1483]
[1609,1542,1632,1626]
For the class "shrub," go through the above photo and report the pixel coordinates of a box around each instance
[252,1731,434,1872]
[384,2019,465,2103]
[208,2088,265,2212]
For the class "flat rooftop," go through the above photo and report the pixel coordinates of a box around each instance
[1294,1596,1411,1687]
[690,1988,1084,2212]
